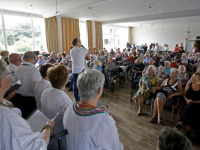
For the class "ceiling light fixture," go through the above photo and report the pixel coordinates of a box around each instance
[55,0,59,14]
[30,5,33,7]
[163,23,164,25]
[88,6,95,9]
[159,10,162,11]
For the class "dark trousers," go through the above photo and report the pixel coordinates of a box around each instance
[73,73,79,101]
[10,94,36,119]
[70,78,74,89]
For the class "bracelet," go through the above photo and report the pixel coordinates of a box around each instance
[42,125,53,133]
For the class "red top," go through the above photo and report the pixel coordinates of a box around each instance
[128,56,134,62]
[174,47,179,53]
[170,61,177,68]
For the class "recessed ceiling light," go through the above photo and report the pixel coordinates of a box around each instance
[159,10,162,11]
[88,7,95,10]
[30,5,33,7]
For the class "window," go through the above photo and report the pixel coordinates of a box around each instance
[79,22,87,48]
[103,25,128,51]
[0,30,4,51]
[0,10,47,53]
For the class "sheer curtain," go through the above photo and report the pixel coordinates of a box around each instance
[45,16,59,54]
[86,20,93,49]
[95,22,103,51]
[128,27,133,44]
[61,17,80,53]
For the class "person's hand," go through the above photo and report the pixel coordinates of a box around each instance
[132,70,135,73]
[46,121,56,128]
[6,90,17,101]
[186,99,194,104]
[99,105,107,112]
[167,94,173,100]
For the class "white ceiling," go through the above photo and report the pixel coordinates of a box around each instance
[0,0,200,26]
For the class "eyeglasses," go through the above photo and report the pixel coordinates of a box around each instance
[4,70,14,76]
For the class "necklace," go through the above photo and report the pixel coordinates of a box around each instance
[77,101,96,108]
[0,101,20,116]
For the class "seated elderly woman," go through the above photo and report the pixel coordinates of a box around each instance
[156,66,168,86]
[60,53,68,66]
[128,52,134,62]
[0,59,55,149]
[180,53,188,68]
[87,55,95,69]
[92,60,102,72]
[189,56,198,71]
[63,69,123,150]
[153,53,160,64]
[150,68,182,124]
[105,56,115,71]
[157,127,192,150]
[56,53,62,63]
[130,65,158,116]
[132,58,145,80]
[160,52,167,65]
[179,65,189,87]
[36,55,45,67]
[48,54,56,64]
[115,54,122,62]
[164,61,171,75]
[41,65,72,149]
[194,58,200,71]
[174,73,200,140]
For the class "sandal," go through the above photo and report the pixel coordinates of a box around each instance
[149,118,157,123]
[158,117,162,125]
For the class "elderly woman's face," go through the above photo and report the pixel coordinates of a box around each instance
[148,67,154,75]
[165,62,169,68]
[58,55,61,59]
[94,61,99,66]
[90,56,94,61]
[170,71,175,78]
[159,67,164,73]
[39,56,43,60]
[50,54,54,59]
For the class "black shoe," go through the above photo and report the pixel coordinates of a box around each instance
[130,98,133,102]
[137,112,141,116]
[67,88,73,91]
[174,123,182,129]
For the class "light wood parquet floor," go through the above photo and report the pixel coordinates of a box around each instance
[64,81,200,150]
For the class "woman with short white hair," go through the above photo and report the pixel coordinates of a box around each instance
[63,69,123,150]
[179,65,189,87]
[131,65,158,116]
[0,59,55,149]
[36,55,45,67]
[150,68,182,124]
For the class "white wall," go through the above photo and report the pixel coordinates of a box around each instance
[132,23,200,51]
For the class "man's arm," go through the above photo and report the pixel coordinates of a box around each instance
[87,47,99,54]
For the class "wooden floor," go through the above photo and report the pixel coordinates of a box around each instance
[64,81,200,150]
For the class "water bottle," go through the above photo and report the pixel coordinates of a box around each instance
[104,109,109,115]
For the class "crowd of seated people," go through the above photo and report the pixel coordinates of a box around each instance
[1,40,200,150]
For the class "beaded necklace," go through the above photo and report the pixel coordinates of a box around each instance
[73,102,104,117]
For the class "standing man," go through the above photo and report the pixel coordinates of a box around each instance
[143,43,148,55]
[70,38,98,102]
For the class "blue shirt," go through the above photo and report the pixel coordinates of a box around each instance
[94,57,103,62]
[92,65,102,72]
[36,59,45,66]
[164,67,171,75]
[143,57,152,64]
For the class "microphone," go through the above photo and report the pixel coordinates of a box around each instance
[81,45,86,49]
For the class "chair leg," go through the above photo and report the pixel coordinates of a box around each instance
[150,98,154,114]
[170,105,174,124]
[58,138,62,150]
[176,108,180,122]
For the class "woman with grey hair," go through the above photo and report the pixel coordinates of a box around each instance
[157,127,192,150]
[179,65,189,87]
[130,65,158,116]
[63,69,123,150]
[156,66,168,86]
[0,59,55,149]
[150,68,182,124]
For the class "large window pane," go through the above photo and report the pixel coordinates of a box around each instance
[103,26,113,35]
[79,22,87,48]
[0,30,4,51]
[33,17,44,32]
[6,31,33,52]
[34,32,46,51]
[103,35,114,50]
[0,16,2,29]
[4,15,32,30]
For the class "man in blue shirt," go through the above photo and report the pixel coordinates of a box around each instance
[143,53,152,65]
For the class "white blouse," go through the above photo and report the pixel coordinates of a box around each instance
[0,106,46,150]
[63,103,124,150]
[34,79,51,111]
[41,87,72,149]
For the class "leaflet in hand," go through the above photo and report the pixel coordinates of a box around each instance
[4,80,21,98]
[27,110,50,132]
